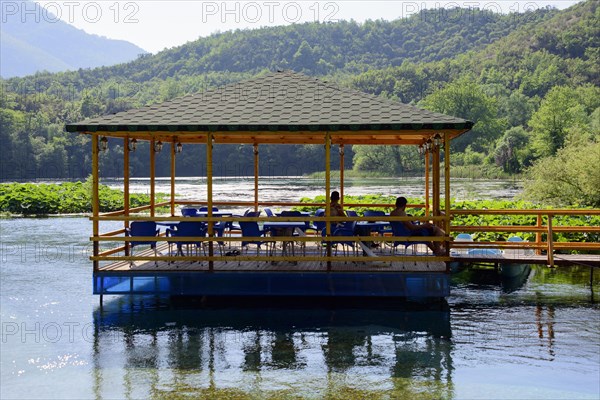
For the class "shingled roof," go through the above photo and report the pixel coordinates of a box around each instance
[66,71,472,145]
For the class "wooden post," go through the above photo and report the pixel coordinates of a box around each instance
[444,133,451,255]
[207,133,214,271]
[170,140,176,217]
[536,214,543,255]
[124,138,130,256]
[432,143,440,219]
[325,133,332,271]
[253,144,259,212]
[547,214,555,268]
[425,151,430,216]
[339,144,344,207]
[150,138,156,218]
[92,134,99,272]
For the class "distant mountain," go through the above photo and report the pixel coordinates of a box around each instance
[0,1,147,78]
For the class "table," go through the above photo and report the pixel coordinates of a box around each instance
[355,221,389,234]
[263,221,308,260]
[196,211,233,217]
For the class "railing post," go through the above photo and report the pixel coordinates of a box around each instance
[536,214,543,255]
[547,214,555,268]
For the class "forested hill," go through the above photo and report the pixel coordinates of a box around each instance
[0,1,598,207]
[3,6,557,87]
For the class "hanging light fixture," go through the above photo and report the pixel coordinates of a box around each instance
[425,139,432,152]
[433,133,442,148]
[99,136,108,152]
[154,140,163,153]
[128,138,137,152]
[176,142,183,154]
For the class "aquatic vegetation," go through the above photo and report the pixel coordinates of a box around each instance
[0,181,165,215]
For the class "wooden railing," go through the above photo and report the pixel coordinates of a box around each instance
[449,209,600,267]
[89,202,599,270]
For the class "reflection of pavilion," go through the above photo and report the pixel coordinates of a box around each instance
[92,298,453,397]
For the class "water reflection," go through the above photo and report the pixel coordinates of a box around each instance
[92,298,453,398]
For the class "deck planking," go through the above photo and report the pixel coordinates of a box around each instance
[98,243,447,273]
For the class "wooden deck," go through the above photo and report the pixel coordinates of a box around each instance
[98,242,447,273]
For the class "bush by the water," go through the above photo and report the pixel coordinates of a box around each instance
[0,181,162,215]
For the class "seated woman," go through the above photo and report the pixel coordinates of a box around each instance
[390,196,446,256]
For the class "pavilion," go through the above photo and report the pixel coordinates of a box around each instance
[66,70,474,301]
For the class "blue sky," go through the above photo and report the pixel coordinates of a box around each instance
[30,0,583,53]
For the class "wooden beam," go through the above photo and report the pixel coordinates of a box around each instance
[254,144,259,212]
[207,133,214,271]
[425,151,430,216]
[325,133,332,270]
[123,137,130,256]
[444,133,451,234]
[150,138,156,217]
[92,134,99,272]
[170,140,176,216]
[339,144,344,207]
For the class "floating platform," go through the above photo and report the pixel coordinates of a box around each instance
[95,244,449,299]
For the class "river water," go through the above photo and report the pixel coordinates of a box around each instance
[102,176,524,203]
[1,216,598,399]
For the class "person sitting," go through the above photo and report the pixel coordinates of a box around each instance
[330,190,345,217]
[390,196,446,256]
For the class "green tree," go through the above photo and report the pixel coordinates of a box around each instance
[352,145,420,175]
[522,140,600,207]
[493,126,530,173]
[529,85,597,158]
[419,78,505,152]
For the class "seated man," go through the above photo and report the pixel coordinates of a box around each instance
[390,196,446,255]
[330,190,345,217]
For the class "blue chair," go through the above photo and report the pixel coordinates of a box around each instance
[264,208,274,217]
[331,221,358,258]
[199,206,219,212]
[346,210,358,217]
[125,221,160,266]
[239,221,271,263]
[166,221,207,261]
[313,209,326,233]
[181,207,198,217]
[389,221,430,255]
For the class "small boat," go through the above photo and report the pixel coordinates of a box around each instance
[500,236,533,278]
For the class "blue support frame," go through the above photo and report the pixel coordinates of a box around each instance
[94,271,450,298]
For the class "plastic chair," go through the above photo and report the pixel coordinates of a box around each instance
[264,208,274,217]
[181,207,198,217]
[239,221,271,264]
[389,221,430,255]
[331,221,358,259]
[166,221,207,262]
[125,221,160,266]
[346,210,358,217]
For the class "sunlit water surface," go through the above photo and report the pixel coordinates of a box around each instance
[1,216,598,399]
[100,176,523,203]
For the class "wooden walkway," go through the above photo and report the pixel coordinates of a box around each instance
[452,253,600,267]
